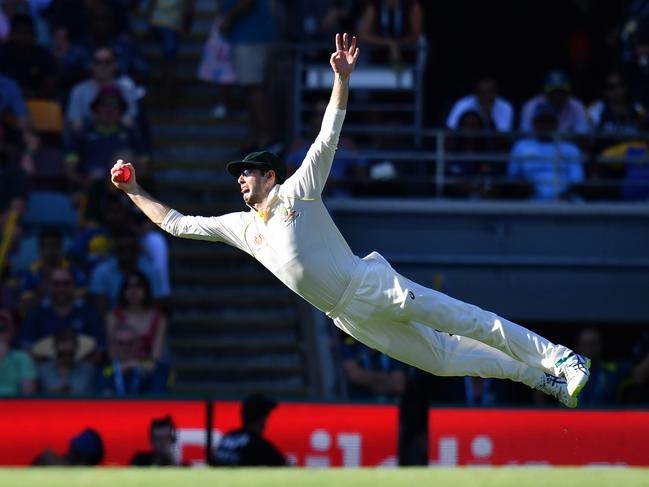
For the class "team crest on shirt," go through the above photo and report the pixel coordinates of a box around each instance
[280,205,300,226]
[254,233,264,246]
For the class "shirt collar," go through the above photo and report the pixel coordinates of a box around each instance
[247,184,280,222]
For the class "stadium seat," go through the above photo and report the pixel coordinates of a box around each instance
[25,99,64,134]
[21,191,79,235]
[9,234,39,277]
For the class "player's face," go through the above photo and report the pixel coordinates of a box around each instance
[238,168,271,206]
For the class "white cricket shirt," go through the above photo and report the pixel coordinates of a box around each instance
[161,105,360,313]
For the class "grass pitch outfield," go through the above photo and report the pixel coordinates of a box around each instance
[1,467,649,487]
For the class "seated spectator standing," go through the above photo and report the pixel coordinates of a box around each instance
[0,310,37,395]
[18,266,105,356]
[446,76,514,133]
[66,46,140,131]
[89,232,166,315]
[0,13,57,98]
[65,84,146,190]
[38,326,96,395]
[520,70,589,134]
[131,415,182,466]
[97,323,160,396]
[20,227,86,310]
[508,103,584,201]
[444,110,507,199]
[340,334,406,401]
[213,394,286,466]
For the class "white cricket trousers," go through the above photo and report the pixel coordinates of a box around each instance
[327,252,571,388]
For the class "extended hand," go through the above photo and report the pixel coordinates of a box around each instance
[330,32,360,78]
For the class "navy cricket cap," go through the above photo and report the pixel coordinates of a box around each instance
[226,151,287,184]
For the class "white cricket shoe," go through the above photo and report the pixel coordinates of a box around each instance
[535,372,577,408]
[558,352,591,398]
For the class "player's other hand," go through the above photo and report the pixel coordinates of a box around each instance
[330,32,359,78]
[110,159,137,192]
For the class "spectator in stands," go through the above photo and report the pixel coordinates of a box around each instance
[587,71,648,200]
[286,100,369,196]
[20,227,86,311]
[213,393,286,466]
[50,26,91,101]
[106,270,168,368]
[520,70,589,134]
[624,21,649,109]
[444,110,507,199]
[0,138,29,226]
[575,327,630,407]
[66,46,140,131]
[0,13,57,98]
[508,103,584,200]
[621,331,649,404]
[358,0,424,66]
[131,415,182,466]
[32,428,105,466]
[65,84,147,189]
[146,0,195,96]
[340,334,407,401]
[37,326,97,395]
[0,73,39,161]
[18,266,105,356]
[219,0,276,150]
[97,323,161,395]
[446,76,514,133]
[89,231,166,315]
[0,310,37,395]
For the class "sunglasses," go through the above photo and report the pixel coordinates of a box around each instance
[93,58,114,65]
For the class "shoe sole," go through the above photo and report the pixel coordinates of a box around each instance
[567,357,591,398]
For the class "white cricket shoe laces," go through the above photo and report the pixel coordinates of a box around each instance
[557,352,591,398]
[535,372,577,408]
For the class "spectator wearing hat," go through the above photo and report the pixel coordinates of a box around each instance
[508,103,584,200]
[446,76,515,133]
[0,310,37,395]
[519,70,589,134]
[65,83,147,189]
[37,326,97,395]
[66,46,140,131]
[32,427,105,466]
[213,393,286,466]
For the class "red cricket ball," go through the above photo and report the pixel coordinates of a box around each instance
[114,165,132,183]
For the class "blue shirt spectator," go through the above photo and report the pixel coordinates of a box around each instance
[221,0,275,44]
[509,103,584,200]
[0,74,28,118]
[18,267,105,352]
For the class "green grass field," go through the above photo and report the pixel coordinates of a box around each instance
[1,467,648,487]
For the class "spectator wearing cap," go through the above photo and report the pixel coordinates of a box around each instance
[508,103,584,201]
[0,310,37,395]
[65,84,147,189]
[66,46,140,131]
[37,326,97,395]
[519,70,589,134]
[446,76,514,133]
[32,428,105,466]
[213,394,286,466]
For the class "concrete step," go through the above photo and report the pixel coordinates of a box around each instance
[171,287,296,306]
[153,146,241,164]
[170,315,297,332]
[171,380,307,397]
[171,268,278,286]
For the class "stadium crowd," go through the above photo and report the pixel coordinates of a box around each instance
[0,0,648,413]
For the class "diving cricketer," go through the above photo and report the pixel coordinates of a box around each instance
[111,33,590,407]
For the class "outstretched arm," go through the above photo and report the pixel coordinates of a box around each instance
[329,32,359,109]
[110,160,171,226]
